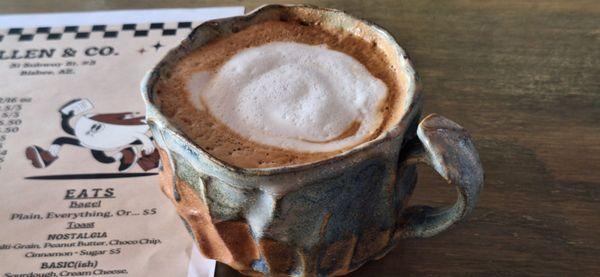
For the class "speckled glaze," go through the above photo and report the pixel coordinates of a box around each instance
[141,4,484,276]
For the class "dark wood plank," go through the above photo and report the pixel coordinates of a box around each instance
[3,0,598,275]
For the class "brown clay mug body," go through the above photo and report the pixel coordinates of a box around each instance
[141,4,484,276]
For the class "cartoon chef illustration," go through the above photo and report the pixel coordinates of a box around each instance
[25,98,160,172]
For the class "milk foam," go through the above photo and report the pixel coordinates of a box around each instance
[186,42,387,152]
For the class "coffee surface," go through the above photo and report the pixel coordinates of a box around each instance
[188,41,387,152]
[154,20,403,168]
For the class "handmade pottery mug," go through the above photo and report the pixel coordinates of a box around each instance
[141,4,484,276]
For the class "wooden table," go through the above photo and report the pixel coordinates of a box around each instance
[3,0,598,275]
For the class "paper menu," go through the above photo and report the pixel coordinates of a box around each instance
[0,7,244,276]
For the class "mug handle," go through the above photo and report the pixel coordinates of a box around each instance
[398,114,484,238]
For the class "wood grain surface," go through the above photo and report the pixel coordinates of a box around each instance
[2,1,598,276]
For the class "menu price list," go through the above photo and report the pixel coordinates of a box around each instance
[2,187,162,276]
[0,96,30,171]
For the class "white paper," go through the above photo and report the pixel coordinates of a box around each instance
[188,244,217,277]
[0,7,244,277]
[0,7,245,28]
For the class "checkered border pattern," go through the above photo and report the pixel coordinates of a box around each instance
[0,22,194,42]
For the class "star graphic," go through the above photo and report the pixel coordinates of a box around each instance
[138,48,146,54]
[152,41,164,51]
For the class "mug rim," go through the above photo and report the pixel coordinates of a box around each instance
[141,4,421,176]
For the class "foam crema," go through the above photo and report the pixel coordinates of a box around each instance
[186,42,388,153]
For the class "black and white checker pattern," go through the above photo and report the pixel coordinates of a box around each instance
[0,22,194,42]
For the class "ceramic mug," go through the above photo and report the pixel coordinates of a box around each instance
[142,4,484,276]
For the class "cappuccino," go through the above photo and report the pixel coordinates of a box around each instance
[154,20,404,168]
